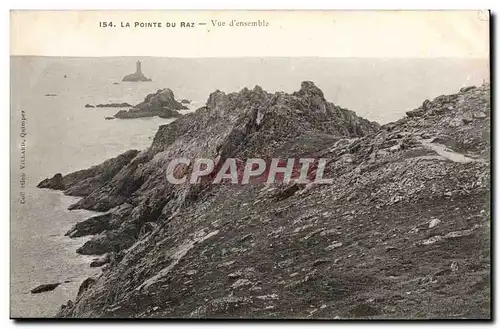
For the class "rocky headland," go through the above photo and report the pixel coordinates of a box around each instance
[38,81,490,319]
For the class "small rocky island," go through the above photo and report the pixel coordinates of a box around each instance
[86,103,132,108]
[114,88,188,119]
[122,61,152,82]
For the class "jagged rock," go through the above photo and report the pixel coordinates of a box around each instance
[180,99,191,104]
[76,229,136,255]
[66,213,112,238]
[31,283,61,294]
[460,86,476,93]
[38,149,139,200]
[114,89,186,119]
[85,104,95,108]
[37,173,64,190]
[138,222,158,239]
[90,254,110,267]
[158,108,182,119]
[60,300,74,311]
[77,278,96,297]
[105,117,115,120]
[52,82,489,319]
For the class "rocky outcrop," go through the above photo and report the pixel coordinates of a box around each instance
[85,103,132,108]
[114,88,187,119]
[77,278,96,297]
[31,283,61,294]
[96,103,132,108]
[42,82,489,319]
[122,73,152,82]
[65,213,112,238]
[90,254,110,268]
[37,149,140,201]
[76,229,136,255]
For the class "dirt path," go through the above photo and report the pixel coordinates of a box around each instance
[419,139,483,163]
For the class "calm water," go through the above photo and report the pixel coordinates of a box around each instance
[10,57,202,317]
[9,56,489,317]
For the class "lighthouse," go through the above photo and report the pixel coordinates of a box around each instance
[122,60,151,82]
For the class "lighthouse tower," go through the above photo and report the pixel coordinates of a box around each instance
[136,60,142,74]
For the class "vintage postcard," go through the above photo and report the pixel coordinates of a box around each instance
[10,10,490,319]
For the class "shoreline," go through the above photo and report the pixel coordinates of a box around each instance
[35,82,490,318]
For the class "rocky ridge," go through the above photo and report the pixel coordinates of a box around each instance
[38,82,490,319]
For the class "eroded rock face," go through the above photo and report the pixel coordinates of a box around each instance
[114,89,187,119]
[40,82,489,319]
[77,278,96,297]
[65,213,112,238]
[37,150,140,198]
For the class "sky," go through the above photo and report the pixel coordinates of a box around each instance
[11,10,490,58]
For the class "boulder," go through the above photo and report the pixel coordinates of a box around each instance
[77,278,96,297]
[31,282,61,294]
[460,86,476,93]
[90,254,111,267]
[473,111,487,119]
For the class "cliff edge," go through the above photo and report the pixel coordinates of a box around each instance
[39,82,490,319]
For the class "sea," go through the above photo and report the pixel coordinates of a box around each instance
[9,56,489,317]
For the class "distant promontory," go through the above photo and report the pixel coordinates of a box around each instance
[122,61,152,82]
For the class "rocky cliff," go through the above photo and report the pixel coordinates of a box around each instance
[39,82,490,319]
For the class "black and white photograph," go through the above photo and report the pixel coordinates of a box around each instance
[9,10,491,319]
